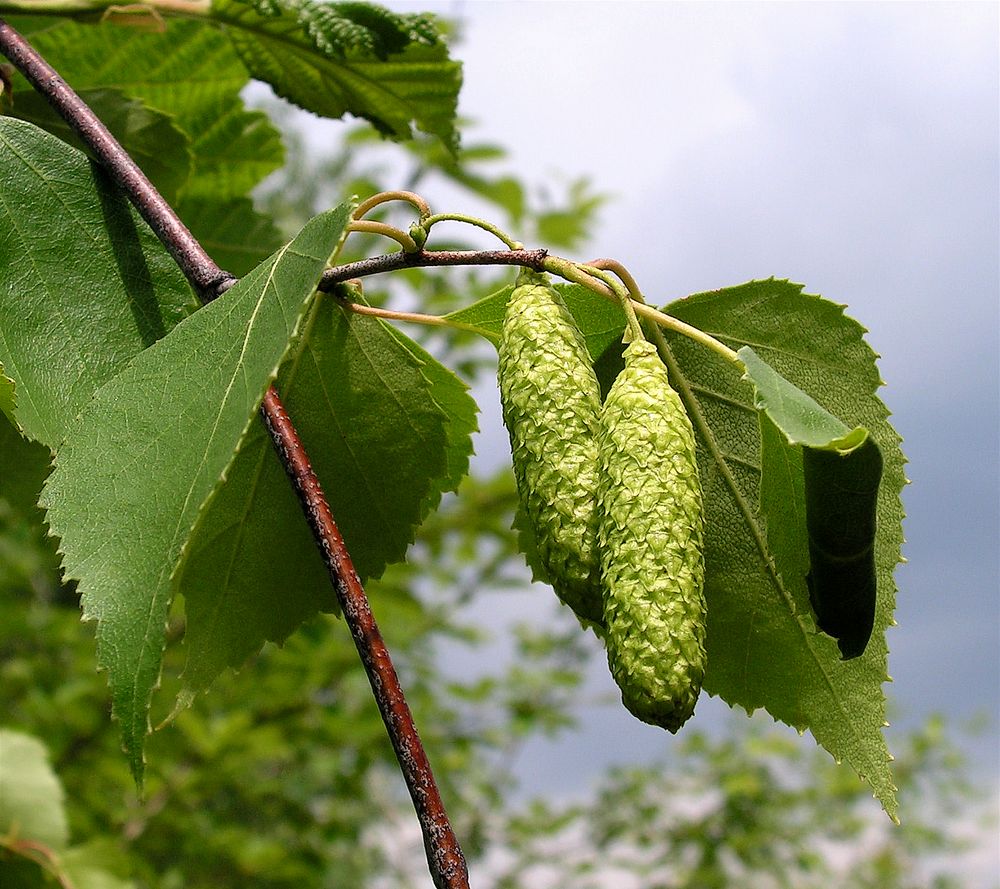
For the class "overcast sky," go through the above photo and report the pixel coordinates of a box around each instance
[320,0,1000,832]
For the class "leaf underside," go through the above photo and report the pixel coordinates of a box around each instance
[10,17,285,202]
[740,345,883,660]
[1,29,898,810]
[10,87,193,205]
[0,114,477,767]
[0,10,471,790]
[8,17,286,275]
[212,0,462,151]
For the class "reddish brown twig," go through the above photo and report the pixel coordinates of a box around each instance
[0,19,469,888]
[260,388,468,886]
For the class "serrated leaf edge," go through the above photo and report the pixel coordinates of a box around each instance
[658,280,901,813]
[173,293,468,696]
[39,225,336,781]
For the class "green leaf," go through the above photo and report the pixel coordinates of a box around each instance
[657,279,902,816]
[41,205,350,784]
[211,0,462,150]
[13,18,244,101]
[0,362,14,426]
[444,284,511,344]
[9,87,193,203]
[446,282,626,359]
[0,854,47,888]
[18,19,284,202]
[0,412,52,522]
[175,301,475,694]
[178,195,285,277]
[740,345,859,447]
[0,118,197,449]
[0,730,68,849]
[476,278,899,806]
[741,346,882,660]
[59,842,136,889]
[384,323,478,508]
[174,93,286,203]
[0,16,56,38]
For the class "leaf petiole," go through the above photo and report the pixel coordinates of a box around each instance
[353,190,431,221]
[346,219,420,253]
[581,264,645,343]
[633,301,740,364]
[335,294,486,337]
[420,212,523,250]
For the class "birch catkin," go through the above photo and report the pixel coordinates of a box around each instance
[598,338,706,731]
[497,271,604,625]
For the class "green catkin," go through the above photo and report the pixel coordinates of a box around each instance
[599,338,706,731]
[497,271,604,625]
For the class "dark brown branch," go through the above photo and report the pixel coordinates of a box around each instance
[320,247,548,290]
[0,24,233,302]
[0,19,470,889]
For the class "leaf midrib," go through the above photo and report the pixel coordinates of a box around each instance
[658,335,857,737]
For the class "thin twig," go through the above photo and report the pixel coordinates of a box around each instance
[0,19,470,889]
[320,247,548,290]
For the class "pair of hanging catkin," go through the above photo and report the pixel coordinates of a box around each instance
[498,271,707,732]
